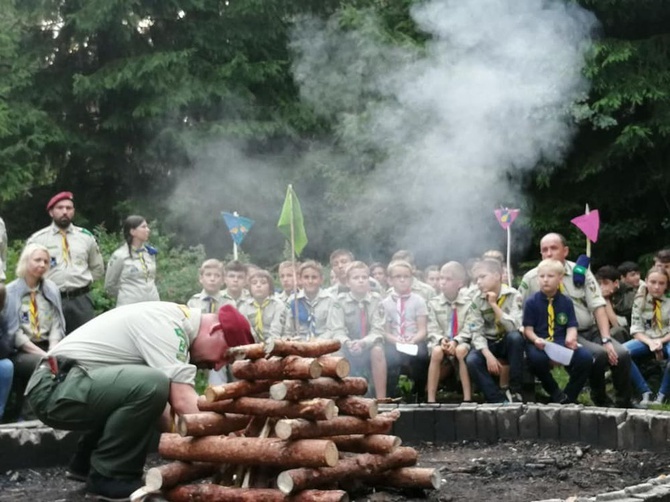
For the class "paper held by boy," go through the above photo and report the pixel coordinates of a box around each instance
[396,342,419,356]
[544,341,574,366]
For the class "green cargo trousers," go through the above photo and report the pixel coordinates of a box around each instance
[26,364,169,478]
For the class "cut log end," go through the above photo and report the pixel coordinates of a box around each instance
[324,441,339,467]
[274,420,293,440]
[277,471,294,495]
[204,387,216,403]
[309,359,323,379]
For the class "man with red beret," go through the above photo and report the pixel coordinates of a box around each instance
[25,301,253,501]
[26,191,105,333]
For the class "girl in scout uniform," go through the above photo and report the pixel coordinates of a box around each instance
[623,266,670,407]
[4,243,65,420]
[105,215,159,307]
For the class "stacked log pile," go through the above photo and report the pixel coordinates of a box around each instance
[146,339,440,502]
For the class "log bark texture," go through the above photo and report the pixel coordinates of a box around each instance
[270,377,367,401]
[165,485,349,502]
[316,356,350,379]
[276,447,419,494]
[321,434,400,454]
[265,339,342,358]
[159,434,339,468]
[177,412,251,437]
[231,356,322,380]
[205,380,274,402]
[226,343,268,361]
[144,461,218,490]
[198,397,337,421]
[365,467,441,489]
[334,397,377,419]
[274,410,400,440]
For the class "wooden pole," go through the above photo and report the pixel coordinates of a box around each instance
[316,356,350,379]
[231,356,322,380]
[269,377,368,401]
[198,396,338,421]
[274,410,400,440]
[204,380,274,402]
[321,434,401,454]
[159,434,339,468]
[265,339,342,358]
[365,467,441,490]
[165,485,349,502]
[334,397,378,419]
[144,461,218,491]
[585,203,591,259]
[177,412,251,437]
[226,343,267,361]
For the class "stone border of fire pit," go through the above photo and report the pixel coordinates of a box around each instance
[3,404,670,501]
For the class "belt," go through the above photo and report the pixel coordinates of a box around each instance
[60,286,90,299]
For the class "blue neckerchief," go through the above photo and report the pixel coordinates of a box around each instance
[288,297,314,339]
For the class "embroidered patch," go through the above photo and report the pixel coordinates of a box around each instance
[557,313,569,325]
[174,327,188,356]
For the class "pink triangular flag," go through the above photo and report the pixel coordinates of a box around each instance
[494,208,520,230]
[571,210,600,243]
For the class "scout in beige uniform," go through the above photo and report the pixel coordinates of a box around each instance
[275,261,300,304]
[328,262,387,399]
[284,261,341,340]
[238,269,285,342]
[387,250,436,301]
[26,192,104,333]
[426,262,473,403]
[25,302,252,501]
[0,216,7,282]
[519,232,632,407]
[462,259,525,403]
[187,259,226,313]
[104,216,159,307]
[220,260,250,307]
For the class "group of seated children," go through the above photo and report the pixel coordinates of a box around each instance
[187,247,670,407]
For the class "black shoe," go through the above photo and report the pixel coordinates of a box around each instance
[550,390,569,404]
[85,471,143,502]
[66,452,90,482]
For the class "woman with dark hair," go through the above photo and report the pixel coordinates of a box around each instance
[4,243,65,420]
[105,216,159,307]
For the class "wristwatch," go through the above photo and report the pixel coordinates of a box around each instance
[601,338,612,344]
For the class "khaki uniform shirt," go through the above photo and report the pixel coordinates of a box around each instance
[0,217,7,281]
[220,289,250,309]
[48,302,202,385]
[187,290,226,313]
[274,290,292,304]
[426,289,473,351]
[630,290,670,339]
[461,284,523,351]
[328,291,385,349]
[326,278,385,297]
[519,260,605,330]
[105,245,159,307]
[27,223,105,291]
[238,296,285,342]
[283,289,340,341]
[15,289,63,349]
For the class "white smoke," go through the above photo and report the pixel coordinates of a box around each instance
[291,0,599,263]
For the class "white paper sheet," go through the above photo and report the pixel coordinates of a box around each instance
[396,343,419,356]
[544,341,574,366]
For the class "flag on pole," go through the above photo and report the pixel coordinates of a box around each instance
[494,208,520,230]
[277,185,308,256]
[571,210,600,243]
[222,212,255,246]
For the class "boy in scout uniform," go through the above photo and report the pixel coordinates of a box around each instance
[25,301,253,501]
[220,260,250,307]
[426,261,474,403]
[187,259,226,313]
[275,260,300,304]
[238,269,285,342]
[26,192,105,333]
[463,259,525,403]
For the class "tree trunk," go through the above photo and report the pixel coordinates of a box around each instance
[231,356,322,380]
[274,410,401,440]
[265,339,342,358]
[165,485,349,502]
[205,380,274,402]
[276,447,419,494]
[226,343,267,361]
[177,412,251,437]
[270,377,368,401]
[316,356,350,379]
[144,461,218,491]
[334,397,378,419]
[365,467,441,489]
[321,434,400,454]
[198,397,337,421]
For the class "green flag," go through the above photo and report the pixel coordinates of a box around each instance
[277,184,308,256]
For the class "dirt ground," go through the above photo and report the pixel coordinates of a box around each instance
[1,440,670,502]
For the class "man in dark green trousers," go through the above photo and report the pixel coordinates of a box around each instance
[26,301,252,502]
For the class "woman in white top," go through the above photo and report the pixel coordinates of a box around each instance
[105,216,159,307]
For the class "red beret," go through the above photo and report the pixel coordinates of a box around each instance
[46,191,74,212]
[218,304,253,347]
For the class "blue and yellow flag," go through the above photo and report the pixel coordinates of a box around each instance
[222,212,254,245]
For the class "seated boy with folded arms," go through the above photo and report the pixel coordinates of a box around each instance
[329,261,387,398]
[426,262,473,402]
[596,265,635,343]
[523,259,593,403]
[238,269,285,342]
[463,259,525,403]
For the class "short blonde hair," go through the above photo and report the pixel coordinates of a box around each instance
[387,260,413,277]
[440,261,467,282]
[16,243,51,278]
[537,259,565,276]
[278,261,299,273]
[345,261,369,280]
[299,260,323,277]
[473,258,502,276]
[199,258,224,276]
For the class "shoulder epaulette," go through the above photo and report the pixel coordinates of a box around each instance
[80,228,94,237]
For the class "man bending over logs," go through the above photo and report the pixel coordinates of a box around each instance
[24,301,253,501]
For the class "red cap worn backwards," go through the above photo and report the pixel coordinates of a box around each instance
[46,191,74,212]
[218,304,253,347]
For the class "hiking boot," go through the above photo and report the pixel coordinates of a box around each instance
[65,451,91,482]
[634,391,653,409]
[85,471,143,502]
[550,390,569,404]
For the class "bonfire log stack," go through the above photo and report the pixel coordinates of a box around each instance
[149,339,439,501]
